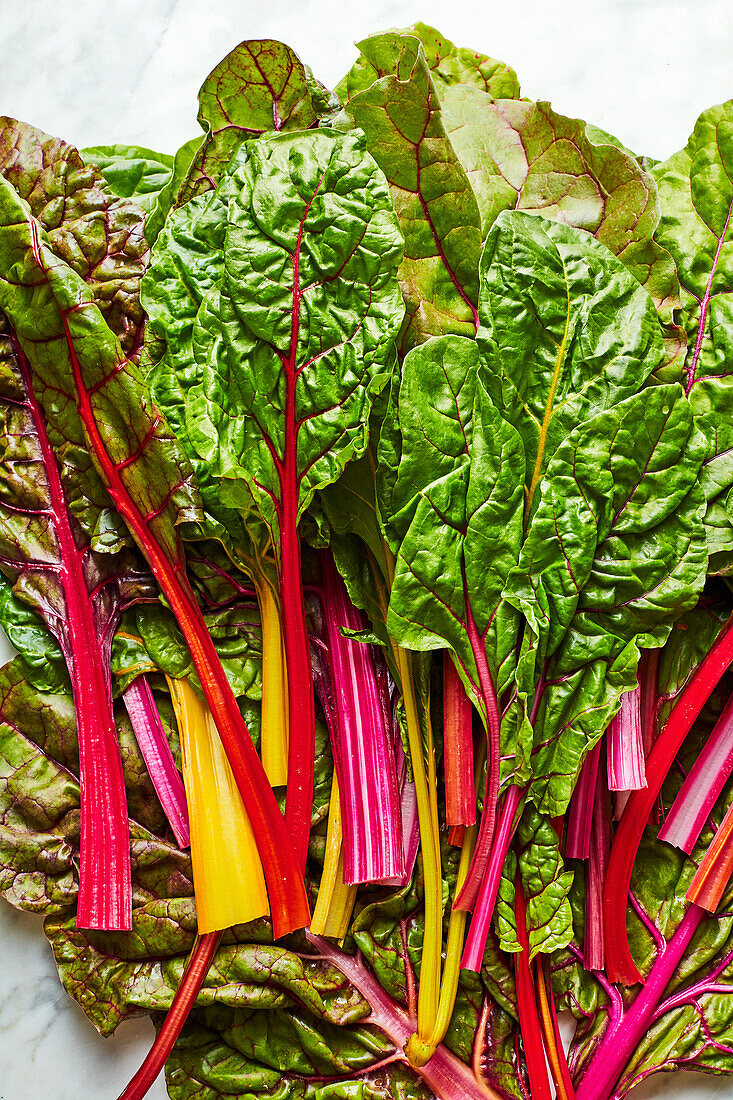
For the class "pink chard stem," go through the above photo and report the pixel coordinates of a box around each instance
[122,676,190,849]
[659,687,733,853]
[320,552,404,884]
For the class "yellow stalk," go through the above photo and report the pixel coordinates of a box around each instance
[394,643,443,1042]
[383,543,444,1047]
[254,576,289,787]
[167,676,269,932]
[310,774,357,939]
[407,821,478,1066]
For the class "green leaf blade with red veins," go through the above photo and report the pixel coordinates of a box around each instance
[0,326,133,929]
[402,23,521,98]
[188,127,403,866]
[0,116,148,355]
[179,39,328,205]
[337,32,483,350]
[383,334,526,905]
[652,101,733,572]
[0,177,309,937]
[506,384,707,815]
[441,97,680,316]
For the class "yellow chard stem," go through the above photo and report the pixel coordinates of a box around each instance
[311,774,358,939]
[407,821,478,1066]
[383,541,443,1050]
[255,576,289,787]
[394,643,443,1045]
[167,676,269,932]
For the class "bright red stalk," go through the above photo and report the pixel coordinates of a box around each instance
[585,762,611,971]
[566,742,602,860]
[14,343,130,931]
[604,615,733,985]
[453,595,502,911]
[319,553,403,883]
[513,879,552,1100]
[536,958,576,1100]
[117,931,222,1100]
[443,652,476,827]
[37,225,309,937]
[280,201,317,872]
[606,681,646,792]
[576,905,705,1100]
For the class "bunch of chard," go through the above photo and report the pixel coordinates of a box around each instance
[0,23,732,1100]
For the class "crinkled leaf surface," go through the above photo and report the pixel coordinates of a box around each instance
[180,39,328,205]
[383,335,525,772]
[477,210,664,517]
[337,32,482,350]
[340,23,520,101]
[141,167,275,586]
[653,101,733,572]
[506,384,707,813]
[0,176,200,579]
[82,143,174,213]
[441,96,680,322]
[495,808,574,960]
[191,127,403,548]
[0,117,148,354]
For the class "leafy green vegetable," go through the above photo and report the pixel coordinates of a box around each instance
[82,144,174,212]
[337,31,482,350]
[477,209,664,516]
[495,808,574,960]
[0,115,148,355]
[653,101,733,572]
[179,39,331,205]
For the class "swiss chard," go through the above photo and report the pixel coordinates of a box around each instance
[0,178,309,936]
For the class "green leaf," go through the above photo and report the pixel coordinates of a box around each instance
[340,23,520,101]
[179,40,329,205]
[0,174,201,574]
[384,335,525,754]
[507,384,707,813]
[0,116,148,355]
[196,127,403,547]
[653,101,733,571]
[477,210,665,516]
[81,143,174,213]
[337,32,482,350]
[145,136,202,245]
[440,96,681,329]
[495,808,574,960]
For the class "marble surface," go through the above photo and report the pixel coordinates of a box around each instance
[0,0,732,1097]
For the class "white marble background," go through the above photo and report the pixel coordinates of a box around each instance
[0,1,732,1097]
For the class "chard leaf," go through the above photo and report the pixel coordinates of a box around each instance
[81,143,174,213]
[145,136,202,245]
[337,31,482,349]
[341,23,520,100]
[198,127,403,541]
[652,101,733,571]
[441,97,681,329]
[495,808,574,960]
[508,384,707,812]
[477,210,664,517]
[0,659,79,914]
[0,116,148,355]
[383,335,526,770]
[180,39,328,205]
